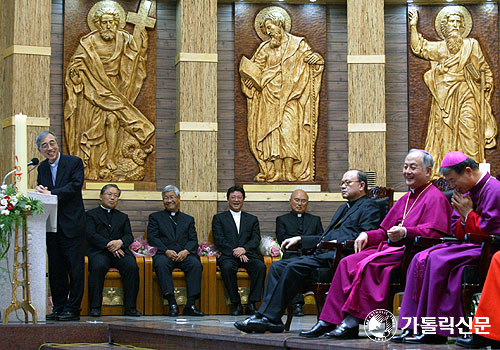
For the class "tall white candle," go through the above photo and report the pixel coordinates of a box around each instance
[14,113,28,195]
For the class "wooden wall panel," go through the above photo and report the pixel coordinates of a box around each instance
[385,5,408,191]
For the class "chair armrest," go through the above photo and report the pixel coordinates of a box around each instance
[344,240,355,249]
[414,236,446,248]
[388,238,413,247]
[465,233,494,244]
[319,241,345,250]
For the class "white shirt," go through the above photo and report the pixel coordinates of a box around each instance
[230,209,241,233]
[49,153,61,186]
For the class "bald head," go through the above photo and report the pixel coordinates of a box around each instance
[290,189,309,214]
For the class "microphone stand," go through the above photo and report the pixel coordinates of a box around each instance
[2,169,17,186]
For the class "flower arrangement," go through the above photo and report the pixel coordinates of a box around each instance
[0,184,44,259]
[258,235,282,258]
[129,239,157,257]
[197,241,220,257]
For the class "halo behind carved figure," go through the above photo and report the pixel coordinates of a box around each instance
[254,6,292,41]
[434,5,472,39]
[87,0,126,32]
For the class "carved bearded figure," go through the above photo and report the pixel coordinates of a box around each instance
[240,8,324,182]
[64,3,154,181]
[409,7,497,178]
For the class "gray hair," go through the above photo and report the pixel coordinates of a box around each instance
[407,149,434,170]
[35,131,58,149]
[161,185,180,197]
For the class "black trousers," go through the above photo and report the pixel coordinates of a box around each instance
[258,252,333,322]
[282,251,305,306]
[88,252,139,309]
[46,232,85,314]
[153,254,202,300]
[218,255,266,305]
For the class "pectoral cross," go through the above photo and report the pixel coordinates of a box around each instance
[126,0,157,46]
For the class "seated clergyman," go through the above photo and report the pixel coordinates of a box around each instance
[212,186,267,316]
[276,189,324,316]
[86,184,141,317]
[234,170,381,334]
[147,185,204,317]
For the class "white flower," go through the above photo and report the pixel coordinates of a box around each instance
[11,198,18,206]
[0,185,6,190]
[25,205,31,211]
[0,199,7,206]
[1,209,10,216]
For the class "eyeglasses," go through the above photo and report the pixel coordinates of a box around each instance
[40,140,57,150]
[292,198,308,204]
[103,192,119,198]
[339,180,360,187]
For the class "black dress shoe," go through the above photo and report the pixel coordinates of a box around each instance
[46,311,61,321]
[403,333,447,344]
[56,311,80,321]
[299,320,336,338]
[183,305,204,317]
[90,308,101,317]
[325,323,359,339]
[245,303,257,315]
[234,316,285,334]
[231,304,243,316]
[125,308,142,317]
[390,329,414,343]
[293,304,304,317]
[168,304,179,317]
[455,334,500,349]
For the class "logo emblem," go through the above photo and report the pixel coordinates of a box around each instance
[364,309,397,342]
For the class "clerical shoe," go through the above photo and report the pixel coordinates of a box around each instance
[234,316,285,334]
[403,333,447,344]
[125,308,142,317]
[299,320,336,338]
[46,311,61,321]
[183,305,204,317]
[56,311,80,322]
[245,303,257,315]
[455,334,500,349]
[390,329,414,343]
[293,304,304,317]
[325,323,359,339]
[230,304,243,316]
[167,304,179,317]
[90,308,101,317]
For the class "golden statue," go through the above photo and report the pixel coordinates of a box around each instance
[240,7,324,182]
[64,0,156,181]
[409,6,497,178]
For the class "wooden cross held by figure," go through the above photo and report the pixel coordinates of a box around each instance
[126,0,156,46]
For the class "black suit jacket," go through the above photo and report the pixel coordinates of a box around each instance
[301,196,381,252]
[86,207,135,259]
[275,212,323,245]
[212,211,261,259]
[147,211,199,255]
[37,153,85,239]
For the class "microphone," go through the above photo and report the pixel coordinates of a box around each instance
[28,158,39,166]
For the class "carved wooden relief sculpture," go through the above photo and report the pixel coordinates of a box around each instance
[64,0,156,181]
[239,6,324,183]
[409,6,497,178]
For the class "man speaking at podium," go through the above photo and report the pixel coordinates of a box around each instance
[35,131,85,321]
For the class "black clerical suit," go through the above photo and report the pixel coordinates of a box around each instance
[147,210,202,301]
[86,206,139,310]
[257,195,381,322]
[276,212,323,306]
[37,153,86,314]
[212,211,266,305]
